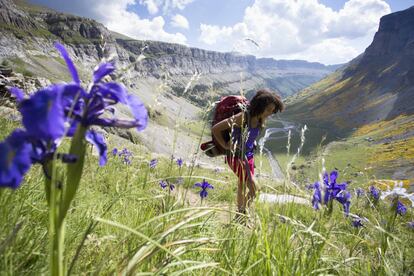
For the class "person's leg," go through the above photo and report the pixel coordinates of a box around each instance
[229,156,248,212]
[246,178,256,206]
[244,157,256,206]
[237,178,246,212]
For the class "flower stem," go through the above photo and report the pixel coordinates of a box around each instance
[60,125,87,221]
[48,160,65,276]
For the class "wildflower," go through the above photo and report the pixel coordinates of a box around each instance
[369,186,380,201]
[323,170,347,203]
[149,159,158,169]
[176,157,183,167]
[396,200,407,216]
[112,148,118,156]
[0,130,32,189]
[54,42,148,163]
[352,218,364,228]
[123,157,131,165]
[119,148,133,165]
[194,179,214,199]
[323,170,351,215]
[308,181,321,210]
[355,188,364,198]
[159,180,174,191]
[159,180,168,189]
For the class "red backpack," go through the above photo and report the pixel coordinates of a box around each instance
[201,96,249,157]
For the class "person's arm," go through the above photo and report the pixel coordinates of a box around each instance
[211,112,244,150]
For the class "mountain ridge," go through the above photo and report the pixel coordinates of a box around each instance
[0,0,341,103]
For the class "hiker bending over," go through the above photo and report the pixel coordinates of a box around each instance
[211,89,284,215]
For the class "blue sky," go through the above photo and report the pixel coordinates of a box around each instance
[28,0,414,64]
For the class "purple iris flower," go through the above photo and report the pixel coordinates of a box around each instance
[159,180,174,191]
[322,170,351,215]
[396,200,407,216]
[149,159,158,169]
[62,58,148,130]
[0,130,32,189]
[194,179,214,199]
[112,148,118,156]
[1,42,147,189]
[309,181,322,210]
[118,148,133,165]
[352,218,364,228]
[369,186,380,201]
[176,158,183,167]
[355,188,364,198]
[54,42,148,163]
[159,180,168,189]
[119,148,132,157]
[323,170,348,204]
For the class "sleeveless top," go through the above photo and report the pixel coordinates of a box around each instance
[230,125,260,160]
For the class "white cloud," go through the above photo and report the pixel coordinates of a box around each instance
[139,0,159,15]
[199,0,391,64]
[139,0,194,15]
[171,14,189,29]
[92,0,187,44]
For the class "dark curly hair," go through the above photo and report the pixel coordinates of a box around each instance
[248,89,284,128]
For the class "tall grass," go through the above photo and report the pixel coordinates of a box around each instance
[1,103,413,275]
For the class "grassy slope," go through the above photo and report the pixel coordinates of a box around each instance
[1,112,414,274]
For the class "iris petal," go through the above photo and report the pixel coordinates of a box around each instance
[95,82,128,104]
[19,86,65,141]
[0,130,32,189]
[330,170,338,184]
[85,130,107,166]
[127,94,148,131]
[55,42,80,84]
[93,62,115,83]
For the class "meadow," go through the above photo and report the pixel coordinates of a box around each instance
[1,44,413,276]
